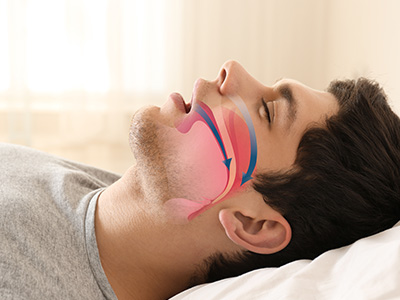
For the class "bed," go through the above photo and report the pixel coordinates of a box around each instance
[171,221,400,299]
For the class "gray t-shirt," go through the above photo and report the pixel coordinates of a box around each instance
[0,143,120,299]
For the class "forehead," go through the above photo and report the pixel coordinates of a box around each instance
[274,78,338,105]
[272,78,339,134]
[273,78,322,92]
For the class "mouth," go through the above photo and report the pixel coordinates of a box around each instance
[169,92,193,114]
[185,97,192,113]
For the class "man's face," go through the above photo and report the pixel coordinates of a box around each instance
[129,60,339,220]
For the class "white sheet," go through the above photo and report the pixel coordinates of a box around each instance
[171,222,400,299]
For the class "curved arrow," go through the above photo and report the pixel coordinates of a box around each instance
[228,95,258,185]
[194,104,232,170]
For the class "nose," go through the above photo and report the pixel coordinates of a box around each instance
[217,60,245,96]
[217,60,268,102]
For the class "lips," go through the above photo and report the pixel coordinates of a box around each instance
[169,92,192,113]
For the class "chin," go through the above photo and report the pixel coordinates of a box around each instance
[128,105,173,202]
[129,106,159,155]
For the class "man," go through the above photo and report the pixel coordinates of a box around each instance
[1,60,399,299]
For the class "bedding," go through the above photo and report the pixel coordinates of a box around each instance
[171,221,400,299]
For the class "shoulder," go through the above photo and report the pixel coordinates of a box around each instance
[0,142,120,187]
[0,143,114,299]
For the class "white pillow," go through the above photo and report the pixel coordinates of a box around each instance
[171,222,400,300]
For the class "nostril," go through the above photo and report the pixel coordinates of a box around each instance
[218,68,227,93]
[220,68,227,84]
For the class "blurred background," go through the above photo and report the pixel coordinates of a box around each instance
[1,0,399,174]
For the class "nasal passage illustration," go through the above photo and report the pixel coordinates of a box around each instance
[163,95,258,221]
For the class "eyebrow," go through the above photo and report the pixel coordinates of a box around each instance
[277,83,298,126]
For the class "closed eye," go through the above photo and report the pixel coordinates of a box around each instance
[262,99,272,123]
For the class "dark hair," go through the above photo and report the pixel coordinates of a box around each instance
[204,78,400,282]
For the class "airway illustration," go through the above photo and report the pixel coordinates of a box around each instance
[164,99,255,221]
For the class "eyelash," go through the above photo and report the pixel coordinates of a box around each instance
[262,98,272,123]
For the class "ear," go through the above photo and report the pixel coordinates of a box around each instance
[218,207,291,254]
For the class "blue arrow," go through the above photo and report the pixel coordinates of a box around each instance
[229,95,258,185]
[194,104,232,170]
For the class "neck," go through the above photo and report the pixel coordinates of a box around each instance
[95,167,215,299]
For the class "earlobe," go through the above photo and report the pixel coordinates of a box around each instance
[219,208,291,255]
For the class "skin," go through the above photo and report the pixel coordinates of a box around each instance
[95,60,339,299]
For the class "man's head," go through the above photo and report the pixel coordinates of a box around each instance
[128,60,400,283]
[205,73,400,282]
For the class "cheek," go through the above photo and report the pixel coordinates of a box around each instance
[255,127,299,172]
